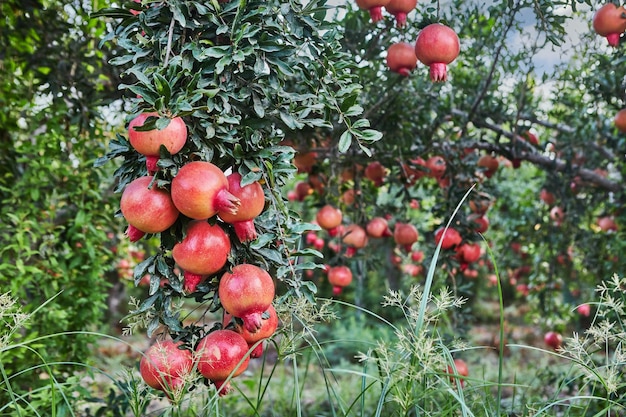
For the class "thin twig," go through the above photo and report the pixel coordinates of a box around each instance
[164,16,176,67]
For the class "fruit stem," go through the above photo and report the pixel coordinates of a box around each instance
[215,188,241,216]
[429,63,449,82]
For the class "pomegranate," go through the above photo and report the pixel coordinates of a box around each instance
[366,217,392,238]
[223,304,279,358]
[521,130,539,146]
[447,358,469,388]
[120,176,179,242]
[293,151,317,174]
[540,188,556,206]
[614,109,626,132]
[434,227,462,249]
[219,264,275,333]
[425,155,446,178]
[327,265,353,295]
[356,0,391,22]
[597,215,618,232]
[550,206,565,225]
[544,331,563,351]
[364,161,387,186]
[294,181,313,201]
[218,172,265,243]
[316,205,343,235]
[196,329,250,395]
[469,214,489,234]
[171,161,240,220]
[140,339,193,393]
[384,0,417,27]
[342,224,368,255]
[577,303,591,317]
[386,42,418,76]
[401,263,423,277]
[128,112,187,173]
[456,242,481,263]
[414,23,460,82]
[393,222,419,251]
[593,3,626,47]
[477,154,499,178]
[411,250,424,263]
[172,220,231,293]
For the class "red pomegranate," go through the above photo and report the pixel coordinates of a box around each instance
[597,215,618,232]
[196,329,250,396]
[540,188,556,206]
[316,205,343,235]
[550,206,565,225]
[171,161,240,220]
[477,154,499,178]
[356,0,392,22]
[342,224,368,256]
[139,339,193,393]
[172,220,231,293]
[327,265,353,295]
[366,217,392,238]
[293,151,317,174]
[456,242,481,263]
[386,42,418,76]
[219,264,275,333]
[393,222,419,251]
[447,358,469,388]
[384,0,417,27]
[364,161,387,186]
[614,109,626,132]
[128,112,187,173]
[120,176,179,242]
[434,227,462,249]
[469,214,489,234]
[544,331,563,351]
[218,172,265,243]
[593,3,626,47]
[425,155,447,178]
[414,23,460,82]
[223,304,279,359]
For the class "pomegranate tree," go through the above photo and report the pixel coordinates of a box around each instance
[414,23,460,82]
[219,264,276,333]
[356,0,392,22]
[128,112,187,173]
[172,220,231,293]
[171,161,240,220]
[196,329,250,396]
[140,339,193,393]
[120,176,179,242]
[386,42,418,76]
[592,3,626,47]
[218,172,266,243]
[384,0,417,27]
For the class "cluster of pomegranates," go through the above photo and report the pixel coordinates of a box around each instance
[355,0,460,81]
[119,112,279,396]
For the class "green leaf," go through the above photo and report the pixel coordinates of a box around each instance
[338,130,352,153]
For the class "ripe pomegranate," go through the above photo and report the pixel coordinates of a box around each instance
[425,155,446,178]
[172,220,231,293]
[140,339,193,393]
[128,112,187,173]
[196,329,250,396]
[411,250,424,263]
[549,206,565,226]
[171,161,240,220]
[356,0,391,22]
[366,217,392,238]
[293,151,317,174]
[456,242,481,263]
[393,222,419,251]
[597,215,618,232]
[316,205,343,235]
[219,264,275,333]
[477,154,499,178]
[469,214,489,234]
[544,331,563,351]
[120,176,180,242]
[218,172,265,243]
[384,0,417,27]
[342,224,368,256]
[614,109,626,132]
[434,227,462,249]
[364,161,387,186]
[577,303,591,317]
[386,42,418,76]
[521,130,539,146]
[293,181,313,201]
[223,304,279,358]
[327,265,353,295]
[447,358,469,388]
[540,188,556,206]
[414,23,460,82]
[593,3,626,47]
[401,263,423,277]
